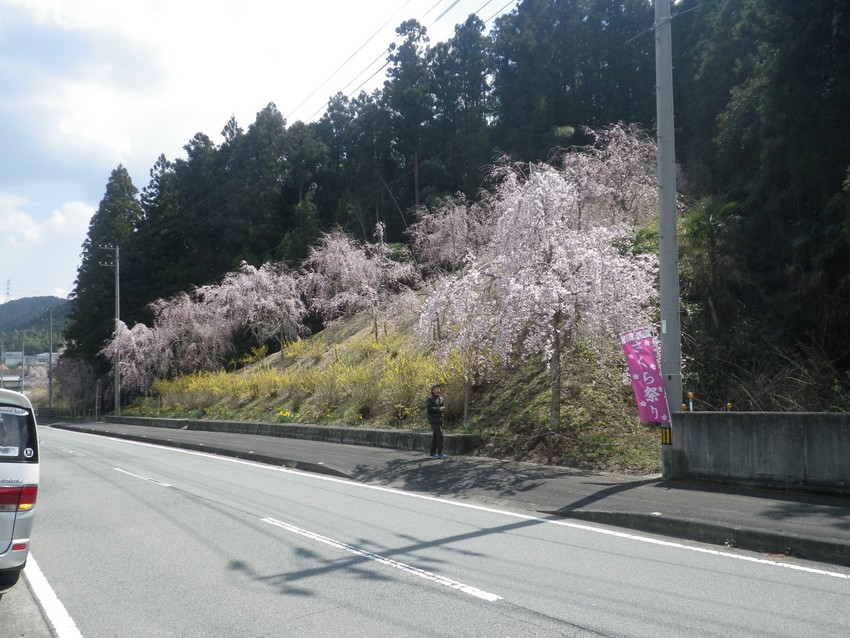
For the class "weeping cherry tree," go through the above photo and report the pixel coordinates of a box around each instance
[300,223,421,340]
[417,124,659,433]
[102,261,306,394]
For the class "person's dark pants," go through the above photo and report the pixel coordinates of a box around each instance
[429,422,444,456]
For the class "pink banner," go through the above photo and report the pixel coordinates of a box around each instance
[621,328,670,424]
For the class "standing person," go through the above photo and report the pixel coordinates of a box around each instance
[426,383,446,459]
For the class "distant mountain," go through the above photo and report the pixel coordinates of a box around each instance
[0,296,71,331]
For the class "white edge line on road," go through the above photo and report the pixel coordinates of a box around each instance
[57,430,850,581]
[57,447,87,457]
[24,555,84,638]
[261,517,502,601]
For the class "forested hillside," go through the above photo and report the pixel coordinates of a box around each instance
[0,296,69,354]
[62,0,850,414]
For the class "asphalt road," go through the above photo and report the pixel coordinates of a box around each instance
[13,427,850,637]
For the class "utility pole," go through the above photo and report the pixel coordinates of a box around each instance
[655,0,682,418]
[21,331,25,393]
[49,309,54,411]
[100,244,121,414]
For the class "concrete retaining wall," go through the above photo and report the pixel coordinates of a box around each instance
[104,415,481,455]
[666,412,850,492]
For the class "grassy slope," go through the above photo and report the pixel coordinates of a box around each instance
[126,304,662,475]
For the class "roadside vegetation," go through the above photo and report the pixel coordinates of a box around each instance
[122,304,661,475]
[107,124,664,475]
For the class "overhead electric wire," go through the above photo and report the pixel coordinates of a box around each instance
[119,0,521,303]
[593,2,709,65]
[285,0,417,121]
[121,0,521,261]
[293,0,443,123]
[301,0,512,123]
[434,0,464,22]
[483,0,516,24]
[123,0,514,258]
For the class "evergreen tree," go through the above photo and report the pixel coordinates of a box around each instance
[429,15,493,198]
[313,93,359,230]
[64,165,142,371]
[491,0,654,160]
[383,19,433,218]
[700,0,850,358]
[278,121,328,261]
[341,91,397,241]
[172,132,222,287]
[240,104,289,259]
[125,154,183,325]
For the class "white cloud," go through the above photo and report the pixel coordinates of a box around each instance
[0,193,92,299]
[0,194,42,243]
[0,194,92,245]
[44,200,94,238]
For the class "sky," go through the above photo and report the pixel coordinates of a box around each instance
[0,0,518,302]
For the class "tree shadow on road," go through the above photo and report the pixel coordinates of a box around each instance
[351,455,627,502]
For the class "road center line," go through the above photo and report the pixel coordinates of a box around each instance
[261,517,502,602]
[113,467,171,487]
[24,555,84,638]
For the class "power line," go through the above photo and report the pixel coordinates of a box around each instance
[434,0,464,23]
[134,0,521,267]
[285,0,418,122]
[483,0,516,24]
[106,1,532,307]
[290,0,443,123]
[302,0,517,123]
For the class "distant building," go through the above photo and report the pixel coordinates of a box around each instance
[0,376,22,389]
[2,351,24,367]
[0,363,22,389]
[1,351,54,367]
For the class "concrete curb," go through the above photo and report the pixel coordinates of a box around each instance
[49,423,353,479]
[550,510,850,567]
[103,415,482,455]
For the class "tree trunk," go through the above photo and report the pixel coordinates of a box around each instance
[414,150,420,207]
[463,379,471,427]
[549,311,562,434]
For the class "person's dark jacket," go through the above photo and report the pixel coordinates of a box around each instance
[426,395,444,425]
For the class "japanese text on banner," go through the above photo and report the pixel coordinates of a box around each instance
[621,328,670,424]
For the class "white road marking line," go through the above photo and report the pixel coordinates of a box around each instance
[24,555,84,638]
[262,517,502,602]
[56,447,87,457]
[57,431,850,580]
[113,467,171,487]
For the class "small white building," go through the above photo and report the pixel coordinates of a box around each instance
[0,375,22,389]
[2,351,24,367]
